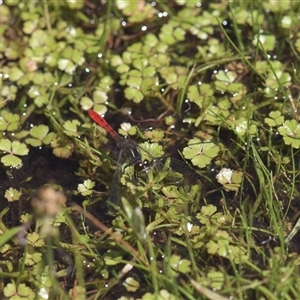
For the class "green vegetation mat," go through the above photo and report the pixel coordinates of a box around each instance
[1,1,300,299]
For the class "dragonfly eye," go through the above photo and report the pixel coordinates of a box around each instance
[134,159,150,172]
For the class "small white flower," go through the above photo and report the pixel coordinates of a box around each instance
[120,122,132,132]
[216,168,233,184]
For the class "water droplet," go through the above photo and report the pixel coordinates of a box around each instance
[158,11,168,18]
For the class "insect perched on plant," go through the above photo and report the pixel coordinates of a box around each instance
[88,109,200,211]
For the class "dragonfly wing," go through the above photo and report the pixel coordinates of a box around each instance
[107,164,122,212]
[107,149,128,213]
[169,157,200,185]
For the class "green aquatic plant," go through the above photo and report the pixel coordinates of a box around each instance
[0,139,29,167]
[3,282,35,300]
[25,125,54,147]
[216,168,243,191]
[278,119,300,148]
[4,188,22,202]
[183,138,220,169]
[77,179,95,196]
[0,110,20,131]
[1,0,300,299]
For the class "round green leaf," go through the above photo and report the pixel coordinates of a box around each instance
[0,110,20,131]
[9,67,24,81]
[30,125,49,139]
[25,138,42,147]
[123,277,140,292]
[1,154,22,167]
[63,120,81,137]
[4,188,22,202]
[93,90,108,103]
[0,138,12,152]
[58,58,76,75]
[3,283,16,297]
[124,87,144,103]
[77,179,95,196]
[80,96,94,110]
[278,119,300,148]
[12,141,29,156]
[183,138,220,168]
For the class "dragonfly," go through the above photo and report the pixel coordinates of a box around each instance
[88,109,154,208]
[87,109,199,210]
